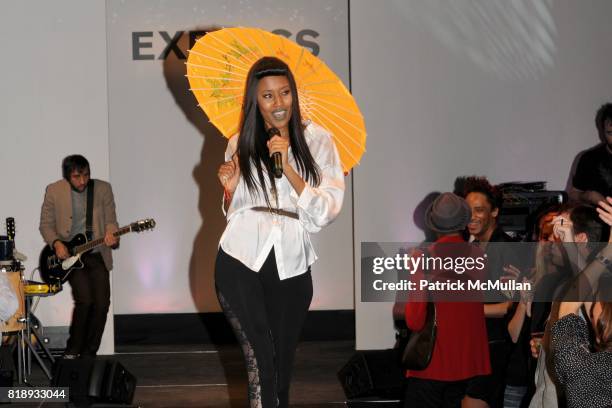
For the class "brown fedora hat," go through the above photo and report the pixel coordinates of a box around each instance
[425,192,471,233]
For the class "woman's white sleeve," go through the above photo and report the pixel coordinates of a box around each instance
[296,135,345,233]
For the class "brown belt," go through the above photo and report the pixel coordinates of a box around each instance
[250,207,299,220]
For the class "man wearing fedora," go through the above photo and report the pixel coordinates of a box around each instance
[404,193,491,407]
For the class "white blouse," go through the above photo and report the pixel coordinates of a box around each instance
[219,122,345,280]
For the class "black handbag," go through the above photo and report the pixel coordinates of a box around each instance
[401,288,437,370]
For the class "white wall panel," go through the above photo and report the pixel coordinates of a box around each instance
[106,0,353,314]
[0,0,113,353]
[351,0,612,349]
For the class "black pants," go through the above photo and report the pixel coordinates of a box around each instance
[215,248,313,408]
[466,341,510,407]
[404,377,468,408]
[65,253,110,356]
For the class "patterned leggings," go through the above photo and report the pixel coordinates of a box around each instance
[215,248,313,408]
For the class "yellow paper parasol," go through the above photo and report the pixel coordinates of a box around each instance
[186,27,366,173]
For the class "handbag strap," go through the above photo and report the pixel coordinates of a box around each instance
[421,246,436,324]
[426,298,436,326]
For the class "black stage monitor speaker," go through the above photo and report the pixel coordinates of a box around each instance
[0,369,13,403]
[94,359,137,404]
[53,357,95,405]
[53,357,137,406]
[338,350,404,400]
[345,399,402,408]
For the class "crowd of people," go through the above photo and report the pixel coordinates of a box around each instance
[401,103,612,408]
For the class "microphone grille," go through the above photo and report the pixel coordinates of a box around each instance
[267,127,281,138]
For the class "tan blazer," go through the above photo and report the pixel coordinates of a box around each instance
[39,179,119,271]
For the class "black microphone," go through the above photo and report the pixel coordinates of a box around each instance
[267,127,284,179]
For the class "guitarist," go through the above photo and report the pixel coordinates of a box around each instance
[39,155,119,359]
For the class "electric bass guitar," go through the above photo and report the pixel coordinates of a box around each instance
[39,218,156,284]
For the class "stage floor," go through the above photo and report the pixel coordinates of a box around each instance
[20,340,354,407]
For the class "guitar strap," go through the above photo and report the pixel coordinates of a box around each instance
[85,179,95,241]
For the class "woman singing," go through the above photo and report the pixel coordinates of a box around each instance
[215,56,345,407]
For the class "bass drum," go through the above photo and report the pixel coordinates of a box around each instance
[1,271,25,334]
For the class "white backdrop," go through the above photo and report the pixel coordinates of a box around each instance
[105,0,353,314]
[351,0,612,349]
[0,1,114,353]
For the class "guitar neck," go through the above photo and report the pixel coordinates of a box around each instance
[74,226,131,253]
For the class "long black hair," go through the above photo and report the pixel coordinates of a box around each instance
[237,57,321,206]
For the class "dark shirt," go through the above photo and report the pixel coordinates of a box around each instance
[573,144,612,197]
[552,314,612,408]
[489,227,516,243]
[485,226,519,342]
[505,303,531,386]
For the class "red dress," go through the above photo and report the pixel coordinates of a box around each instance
[404,235,491,381]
